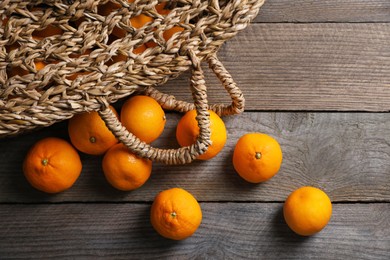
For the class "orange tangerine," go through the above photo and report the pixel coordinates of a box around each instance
[120,95,166,144]
[23,137,82,193]
[102,143,152,191]
[284,186,332,236]
[176,110,227,160]
[233,133,283,183]
[68,106,119,155]
[150,188,202,240]
[98,0,153,38]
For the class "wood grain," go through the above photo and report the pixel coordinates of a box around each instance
[255,0,390,23]
[1,2,389,258]
[1,112,389,203]
[158,23,390,111]
[0,203,388,259]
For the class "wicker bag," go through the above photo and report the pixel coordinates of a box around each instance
[0,0,264,164]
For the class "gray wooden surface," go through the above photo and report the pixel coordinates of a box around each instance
[255,0,390,22]
[1,112,390,203]
[0,0,389,259]
[0,204,389,259]
[160,23,390,111]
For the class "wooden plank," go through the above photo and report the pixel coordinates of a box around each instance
[159,23,390,111]
[254,0,390,23]
[1,112,390,203]
[0,203,388,259]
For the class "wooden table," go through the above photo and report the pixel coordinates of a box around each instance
[1,1,389,258]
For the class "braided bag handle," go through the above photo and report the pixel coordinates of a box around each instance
[143,53,245,116]
[98,49,244,164]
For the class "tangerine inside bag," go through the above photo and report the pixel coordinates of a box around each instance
[0,0,265,164]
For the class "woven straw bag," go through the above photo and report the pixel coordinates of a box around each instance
[0,0,265,164]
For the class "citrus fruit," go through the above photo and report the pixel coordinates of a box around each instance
[23,137,82,193]
[6,33,60,77]
[107,44,147,65]
[2,17,8,26]
[155,3,184,42]
[68,106,119,155]
[98,0,153,39]
[30,7,63,37]
[156,3,171,15]
[132,44,148,54]
[32,25,63,38]
[145,26,184,48]
[176,109,227,160]
[120,95,166,144]
[163,26,184,41]
[97,0,121,16]
[129,14,153,30]
[102,143,152,191]
[150,188,202,240]
[233,132,282,183]
[283,186,332,236]
[112,14,154,38]
[7,60,47,77]
[6,40,47,76]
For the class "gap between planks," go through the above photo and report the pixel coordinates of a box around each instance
[0,201,388,205]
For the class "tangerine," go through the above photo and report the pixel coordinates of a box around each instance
[23,137,82,193]
[98,0,153,39]
[102,143,152,191]
[163,26,184,42]
[156,3,171,15]
[233,132,282,183]
[7,60,47,77]
[32,20,63,38]
[150,188,202,240]
[120,95,166,144]
[176,110,227,160]
[283,186,332,236]
[107,44,147,66]
[68,106,119,155]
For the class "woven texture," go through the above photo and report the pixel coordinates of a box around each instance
[0,0,264,163]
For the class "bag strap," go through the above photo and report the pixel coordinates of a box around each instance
[98,50,244,164]
[143,54,245,116]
